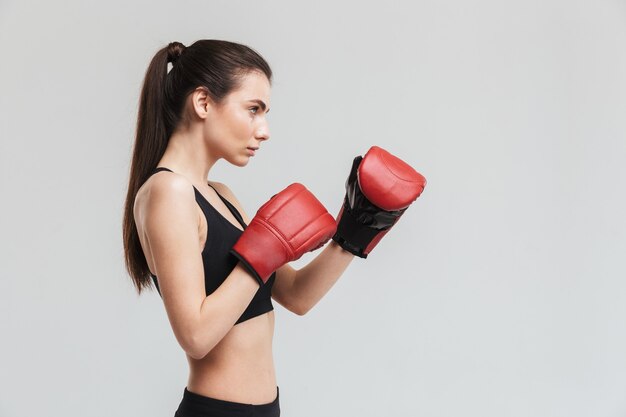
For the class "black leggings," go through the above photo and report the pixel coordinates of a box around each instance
[174,386,280,417]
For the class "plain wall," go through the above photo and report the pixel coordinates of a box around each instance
[1,1,625,416]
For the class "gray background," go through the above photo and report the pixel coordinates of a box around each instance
[1,1,625,416]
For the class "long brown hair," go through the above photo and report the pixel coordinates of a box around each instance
[122,40,273,294]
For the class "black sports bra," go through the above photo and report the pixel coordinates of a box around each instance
[148,167,275,325]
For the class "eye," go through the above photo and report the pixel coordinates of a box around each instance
[249,106,260,114]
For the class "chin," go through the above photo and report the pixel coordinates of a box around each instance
[227,156,251,167]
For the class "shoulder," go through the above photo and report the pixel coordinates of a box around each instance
[135,172,198,228]
[208,180,251,223]
[138,171,195,207]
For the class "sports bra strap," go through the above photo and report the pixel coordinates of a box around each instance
[153,166,173,174]
[207,183,247,229]
[152,166,246,229]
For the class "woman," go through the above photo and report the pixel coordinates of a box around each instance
[122,40,356,416]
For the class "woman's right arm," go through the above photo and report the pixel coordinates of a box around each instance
[136,174,259,360]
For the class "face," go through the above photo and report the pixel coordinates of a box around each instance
[201,71,271,166]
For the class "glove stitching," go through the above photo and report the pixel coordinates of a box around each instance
[254,218,295,259]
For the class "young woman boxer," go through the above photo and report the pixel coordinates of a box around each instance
[122,39,425,417]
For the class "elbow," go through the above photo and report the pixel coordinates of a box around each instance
[275,289,312,316]
[186,345,208,361]
[182,332,213,360]
[293,302,311,316]
[182,338,205,360]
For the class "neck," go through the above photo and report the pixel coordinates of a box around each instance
[158,124,220,185]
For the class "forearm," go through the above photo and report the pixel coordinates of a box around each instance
[292,240,355,314]
[192,262,259,358]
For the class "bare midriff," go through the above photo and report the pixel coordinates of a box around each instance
[186,309,277,405]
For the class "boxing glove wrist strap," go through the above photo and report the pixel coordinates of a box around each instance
[332,203,387,258]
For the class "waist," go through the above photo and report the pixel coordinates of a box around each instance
[187,312,276,404]
[187,358,277,404]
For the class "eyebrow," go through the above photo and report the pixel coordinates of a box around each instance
[248,99,270,113]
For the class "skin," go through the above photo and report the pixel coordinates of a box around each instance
[133,70,355,405]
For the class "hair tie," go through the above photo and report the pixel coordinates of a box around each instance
[167,41,186,64]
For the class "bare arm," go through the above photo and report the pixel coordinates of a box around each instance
[271,241,354,315]
[136,175,259,360]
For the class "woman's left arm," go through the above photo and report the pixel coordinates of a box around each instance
[271,241,355,315]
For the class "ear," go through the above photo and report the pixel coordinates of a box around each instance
[190,87,215,119]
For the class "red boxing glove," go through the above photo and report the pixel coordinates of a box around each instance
[333,146,426,258]
[231,183,337,285]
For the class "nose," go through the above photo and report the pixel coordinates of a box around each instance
[255,120,270,142]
